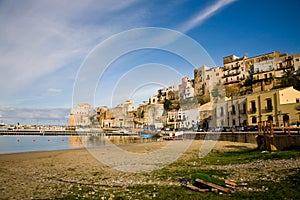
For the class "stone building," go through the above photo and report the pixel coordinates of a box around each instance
[68,103,91,127]
[194,66,209,96]
[101,100,135,128]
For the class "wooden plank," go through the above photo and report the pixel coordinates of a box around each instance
[185,184,209,192]
[195,178,231,193]
[225,180,237,188]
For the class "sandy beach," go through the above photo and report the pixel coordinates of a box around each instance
[0,140,259,199]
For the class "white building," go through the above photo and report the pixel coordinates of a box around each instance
[179,108,199,130]
[179,77,194,99]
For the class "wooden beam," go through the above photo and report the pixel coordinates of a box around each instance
[195,178,231,193]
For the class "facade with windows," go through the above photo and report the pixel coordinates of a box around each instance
[246,86,300,126]
[226,97,247,128]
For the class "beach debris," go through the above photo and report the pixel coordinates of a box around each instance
[181,173,236,194]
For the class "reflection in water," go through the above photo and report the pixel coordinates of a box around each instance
[70,134,156,148]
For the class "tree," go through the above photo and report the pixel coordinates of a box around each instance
[163,99,172,111]
[281,69,300,90]
[242,73,254,93]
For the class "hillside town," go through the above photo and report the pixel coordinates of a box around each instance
[68,51,300,132]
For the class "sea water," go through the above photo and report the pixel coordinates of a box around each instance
[0,134,155,154]
[0,135,70,154]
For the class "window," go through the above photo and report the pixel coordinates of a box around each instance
[220,107,224,117]
[242,103,246,114]
[296,98,300,103]
[266,98,272,111]
[232,119,236,126]
[251,101,256,113]
[232,105,236,115]
[252,117,257,123]
[269,73,272,78]
[216,73,219,76]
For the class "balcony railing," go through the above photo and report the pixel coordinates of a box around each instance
[247,108,257,114]
[275,65,294,71]
[222,71,241,78]
[262,106,273,113]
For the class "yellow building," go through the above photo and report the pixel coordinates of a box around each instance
[246,86,300,126]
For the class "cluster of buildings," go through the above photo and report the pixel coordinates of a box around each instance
[68,51,300,131]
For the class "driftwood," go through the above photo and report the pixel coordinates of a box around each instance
[183,173,236,193]
[195,178,231,193]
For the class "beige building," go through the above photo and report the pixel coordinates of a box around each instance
[101,100,136,128]
[223,55,248,96]
[246,86,300,126]
[226,97,247,128]
[68,103,91,127]
[166,109,180,130]
[194,66,210,98]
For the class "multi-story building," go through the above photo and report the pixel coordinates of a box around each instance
[178,107,199,130]
[68,103,91,127]
[222,55,248,96]
[194,66,210,97]
[179,77,194,100]
[214,100,228,127]
[249,51,280,92]
[101,100,135,128]
[167,109,180,130]
[226,97,247,128]
[205,67,223,91]
[143,104,164,130]
[274,52,300,86]
[246,86,300,127]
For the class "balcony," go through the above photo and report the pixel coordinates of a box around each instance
[232,64,240,70]
[224,80,240,85]
[247,108,257,114]
[223,66,230,71]
[262,106,273,113]
[222,71,241,78]
[275,65,294,71]
[240,109,246,114]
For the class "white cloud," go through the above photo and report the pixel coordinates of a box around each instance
[0,106,70,121]
[179,0,237,33]
[48,88,62,93]
[0,0,142,102]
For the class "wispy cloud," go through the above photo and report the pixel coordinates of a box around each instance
[0,0,142,104]
[48,88,63,93]
[0,106,70,125]
[179,0,237,32]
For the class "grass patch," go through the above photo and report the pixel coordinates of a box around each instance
[199,149,300,165]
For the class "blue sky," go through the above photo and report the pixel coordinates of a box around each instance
[0,0,300,124]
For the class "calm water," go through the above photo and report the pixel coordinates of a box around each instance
[0,135,71,154]
[0,134,154,154]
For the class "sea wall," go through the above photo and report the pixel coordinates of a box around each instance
[182,132,258,144]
